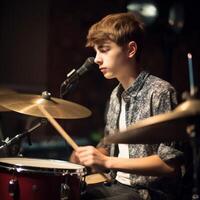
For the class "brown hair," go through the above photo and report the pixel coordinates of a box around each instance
[86,12,144,61]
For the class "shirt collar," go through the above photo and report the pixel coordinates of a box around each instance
[117,70,150,102]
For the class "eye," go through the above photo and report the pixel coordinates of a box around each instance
[100,46,110,53]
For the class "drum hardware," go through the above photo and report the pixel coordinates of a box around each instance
[8,178,19,199]
[60,175,70,200]
[60,182,70,200]
[187,123,200,200]
[31,184,38,192]
[0,119,47,151]
[186,53,200,200]
[80,177,87,196]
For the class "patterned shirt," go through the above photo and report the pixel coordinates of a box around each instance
[98,71,183,200]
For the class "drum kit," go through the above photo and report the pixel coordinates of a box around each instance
[0,90,91,200]
[0,88,199,200]
[0,54,199,200]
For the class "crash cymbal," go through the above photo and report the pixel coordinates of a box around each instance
[0,105,9,112]
[0,92,91,119]
[0,87,17,112]
[105,99,200,144]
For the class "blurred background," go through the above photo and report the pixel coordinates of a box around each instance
[0,0,199,162]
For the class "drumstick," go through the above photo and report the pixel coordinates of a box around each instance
[38,106,110,183]
[38,105,78,151]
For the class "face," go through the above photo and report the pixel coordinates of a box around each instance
[94,41,130,80]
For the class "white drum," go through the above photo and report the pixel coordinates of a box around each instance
[0,157,86,200]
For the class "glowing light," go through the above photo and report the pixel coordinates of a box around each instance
[127,2,158,18]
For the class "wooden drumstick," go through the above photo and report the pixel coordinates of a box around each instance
[38,106,110,184]
[38,105,78,151]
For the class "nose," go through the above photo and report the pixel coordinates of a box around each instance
[94,52,102,66]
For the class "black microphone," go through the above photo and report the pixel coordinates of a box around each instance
[60,57,97,97]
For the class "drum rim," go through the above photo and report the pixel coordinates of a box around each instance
[0,157,86,176]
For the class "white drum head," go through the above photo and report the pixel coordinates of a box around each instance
[0,157,84,169]
[0,157,86,175]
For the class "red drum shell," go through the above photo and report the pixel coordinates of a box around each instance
[0,157,86,200]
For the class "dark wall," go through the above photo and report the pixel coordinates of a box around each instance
[0,0,49,92]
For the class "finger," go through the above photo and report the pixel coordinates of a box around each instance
[76,146,94,153]
[79,155,94,166]
[75,150,91,159]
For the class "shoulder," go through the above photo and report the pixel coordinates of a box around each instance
[139,73,177,110]
[146,74,175,90]
[144,74,178,112]
[144,74,176,96]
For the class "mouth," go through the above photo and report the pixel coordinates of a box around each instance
[99,67,108,74]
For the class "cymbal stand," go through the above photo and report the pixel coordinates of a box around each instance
[187,124,200,200]
[0,119,46,151]
[181,93,200,200]
[185,53,199,199]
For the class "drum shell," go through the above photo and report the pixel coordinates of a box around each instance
[0,158,85,200]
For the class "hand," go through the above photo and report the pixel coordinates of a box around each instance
[75,146,109,172]
[69,150,81,164]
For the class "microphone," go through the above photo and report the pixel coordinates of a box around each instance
[60,57,97,97]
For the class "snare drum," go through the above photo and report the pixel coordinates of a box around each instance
[0,157,86,200]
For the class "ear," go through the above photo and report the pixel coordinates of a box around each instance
[127,41,137,58]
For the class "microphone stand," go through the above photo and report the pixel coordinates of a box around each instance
[0,120,46,151]
[60,69,79,98]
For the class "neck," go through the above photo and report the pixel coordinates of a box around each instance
[117,62,142,90]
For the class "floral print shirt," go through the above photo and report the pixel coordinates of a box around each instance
[98,71,183,200]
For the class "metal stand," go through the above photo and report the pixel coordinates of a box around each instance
[183,87,200,200]
[187,124,200,200]
[0,120,46,151]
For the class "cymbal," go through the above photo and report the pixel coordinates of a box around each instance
[105,99,200,144]
[0,92,91,119]
[0,87,17,112]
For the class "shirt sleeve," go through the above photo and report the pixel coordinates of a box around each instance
[152,88,183,161]
[152,88,177,115]
[96,126,111,153]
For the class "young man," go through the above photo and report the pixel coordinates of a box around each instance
[71,12,183,200]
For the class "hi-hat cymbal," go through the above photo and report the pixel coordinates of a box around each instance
[0,87,17,112]
[0,92,91,119]
[105,99,200,144]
